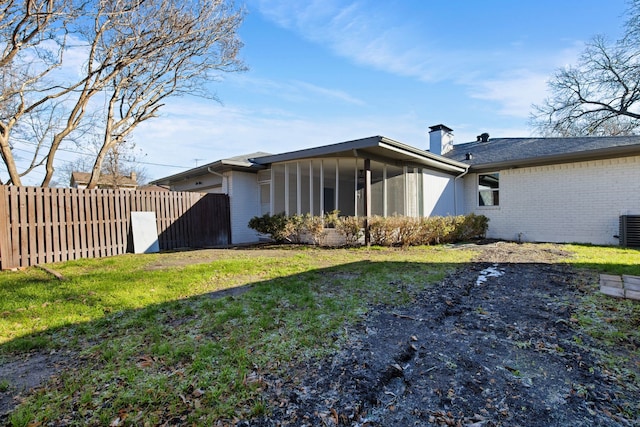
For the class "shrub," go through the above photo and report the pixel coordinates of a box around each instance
[336,216,364,246]
[248,213,328,244]
[369,216,395,246]
[454,213,489,241]
[323,210,340,228]
[301,214,326,245]
[249,213,489,247]
[366,214,489,247]
[248,213,291,243]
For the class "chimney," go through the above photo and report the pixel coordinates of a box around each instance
[130,171,137,183]
[429,124,454,155]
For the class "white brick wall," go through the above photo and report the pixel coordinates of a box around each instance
[228,171,262,244]
[463,155,640,245]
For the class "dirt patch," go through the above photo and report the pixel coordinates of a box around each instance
[1,243,638,426]
[250,243,639,426]
[0,351,81,417]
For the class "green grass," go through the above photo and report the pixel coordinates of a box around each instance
[1,246,473,425]
[562,244,640,393]
[563,244,640,275]
[3,243,639,425]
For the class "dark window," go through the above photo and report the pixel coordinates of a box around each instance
[478,173,499,206]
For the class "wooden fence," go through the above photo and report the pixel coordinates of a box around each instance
[0,186,231,270]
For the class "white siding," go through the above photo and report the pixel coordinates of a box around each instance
[228,171,261,244]
[422,170,457,216]
[169,174,223,193]
[463,155,640,245]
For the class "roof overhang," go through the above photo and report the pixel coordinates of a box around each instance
[253,136,468,175]
[150,159,265,185]
[151,136,469,185]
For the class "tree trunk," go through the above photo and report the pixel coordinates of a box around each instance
[0,132,22,186]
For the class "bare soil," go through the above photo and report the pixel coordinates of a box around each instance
[250,243,639,426]
[1,243,639,426]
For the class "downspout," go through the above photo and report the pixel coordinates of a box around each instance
[207,167,228,194]
[453,166,470,216]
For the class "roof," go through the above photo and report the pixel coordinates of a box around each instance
[70,171,138,187]
[252,136,468,174]
[137,184,170,192]
[444,135,640,172]
[151,138,469,185]
[150,152,272,185]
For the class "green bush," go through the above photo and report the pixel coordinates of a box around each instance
[248,213,291,243]
[248,213,328,244]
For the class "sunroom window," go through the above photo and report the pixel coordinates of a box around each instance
[478,173,499,206]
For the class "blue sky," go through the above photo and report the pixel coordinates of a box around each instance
[30,1,634,184]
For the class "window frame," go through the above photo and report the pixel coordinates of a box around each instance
[477,172,500,207]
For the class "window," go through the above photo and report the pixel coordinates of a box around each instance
[478,173,499,206]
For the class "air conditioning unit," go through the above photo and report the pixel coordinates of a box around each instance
[619,215,640,248]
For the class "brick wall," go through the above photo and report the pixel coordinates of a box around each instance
[464,155,640,245]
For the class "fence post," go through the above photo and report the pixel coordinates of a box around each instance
[0,186,15,269]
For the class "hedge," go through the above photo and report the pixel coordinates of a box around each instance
[248,212,488,247]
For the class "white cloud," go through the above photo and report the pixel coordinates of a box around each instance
[293,81,365,105]
[251,0,503,84]
[133,97,431,180]
[251,1,593,120]
[469,69,550,118]
[229,75,365,105]
[466,43,585,118]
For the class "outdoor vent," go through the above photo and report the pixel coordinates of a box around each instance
[619,215,640,248]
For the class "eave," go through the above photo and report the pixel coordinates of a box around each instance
[252,136,468,175]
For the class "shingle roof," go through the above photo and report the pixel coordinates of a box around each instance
[444,135,640,171]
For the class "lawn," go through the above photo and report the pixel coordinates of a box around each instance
[0,243,639,426]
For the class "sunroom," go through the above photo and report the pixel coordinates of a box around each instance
[251,136,468,220]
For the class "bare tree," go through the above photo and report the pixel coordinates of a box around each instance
[0,0,79,185]
[0,0,244,187]
[56,136,147,188]
[84,0,244,188]
[531,2,640,136]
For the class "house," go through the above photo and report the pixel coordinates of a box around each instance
[70,171,138,190]
[439,127,640,246]
[151,125,640,246]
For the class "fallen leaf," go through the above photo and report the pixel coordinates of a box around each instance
[137,355,155,369]
[330,408,339,424]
